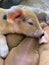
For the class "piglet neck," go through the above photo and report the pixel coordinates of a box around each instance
[18,38,38,54]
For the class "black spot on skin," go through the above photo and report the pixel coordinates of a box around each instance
[3,14,7,20]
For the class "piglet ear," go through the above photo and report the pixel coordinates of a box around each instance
[7,8,23,24]
[39,32,49,44]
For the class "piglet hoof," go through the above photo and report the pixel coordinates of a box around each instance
[0,34,9,58]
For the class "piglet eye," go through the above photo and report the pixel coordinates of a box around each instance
[28,22,33,25]
[27,19,34,25]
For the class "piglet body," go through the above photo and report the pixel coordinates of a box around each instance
[39,26,49,65]
[5,38,39,65]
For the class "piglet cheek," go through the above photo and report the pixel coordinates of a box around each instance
[39,32,49,44]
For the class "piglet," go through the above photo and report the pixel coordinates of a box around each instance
[39,26,49,65]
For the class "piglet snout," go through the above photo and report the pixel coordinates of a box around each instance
[34,29,44,38]
[39,32,49,44]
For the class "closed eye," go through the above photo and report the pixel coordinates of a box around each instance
[28,22,33,25]
[27,19,34,25]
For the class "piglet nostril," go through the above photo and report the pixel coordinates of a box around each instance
[40,33,44,39]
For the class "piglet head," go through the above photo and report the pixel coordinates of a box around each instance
[7,6,44,38]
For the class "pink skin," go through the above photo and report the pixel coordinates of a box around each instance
[39,32,49,44]
[5,38,39,65]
